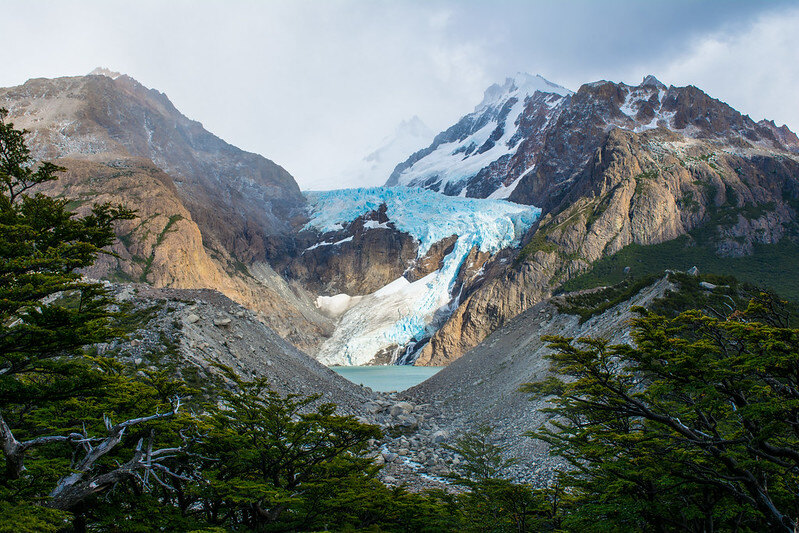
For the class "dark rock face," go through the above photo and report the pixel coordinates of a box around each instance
[284,207,419,296]
[405,235,458,282]
[390,75,799,208]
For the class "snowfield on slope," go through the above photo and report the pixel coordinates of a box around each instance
[389,73,573,197]
[304,187,541,366]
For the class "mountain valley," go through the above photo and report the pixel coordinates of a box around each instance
[3,65,799,492]
[3,68,798,369]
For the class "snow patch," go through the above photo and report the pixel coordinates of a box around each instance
[88,67,122,79]
[316,293,364,319]
[617,86,673,133]
[304,235,353,252]
[363,220,391,230]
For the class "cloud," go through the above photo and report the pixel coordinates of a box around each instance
[657,6,799,131]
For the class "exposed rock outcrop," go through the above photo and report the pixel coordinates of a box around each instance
[279,206,420,296]
[0,72,331,353]
[416,127,799,365]
[405,234,458,282]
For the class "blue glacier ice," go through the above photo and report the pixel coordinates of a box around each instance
[305,187,541,365]
[305,187,540,256]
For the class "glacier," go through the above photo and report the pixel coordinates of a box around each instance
[304,187,541,366]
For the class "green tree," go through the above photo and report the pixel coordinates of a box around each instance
[0,108,195,529]
[446,425,565,532]
[187,368,385,531]
[525,295,799,532]
[446,424,517,484]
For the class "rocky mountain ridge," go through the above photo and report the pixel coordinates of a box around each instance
[415,123,799,365]
[508,75,799,211]
[0,71,331,352]
[389,73,799,208]
[384,72,799,366]
[386,73,573,198]
[3,69,798,371]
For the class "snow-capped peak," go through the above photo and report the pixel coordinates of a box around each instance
[88,67,123,80]
[387,72,573,196]
[476,72,572,111]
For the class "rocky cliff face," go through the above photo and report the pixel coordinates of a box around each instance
[416,124,799,365]
[0,72,331,352]
[390,74,799,207]
[273,205,421,296]
[0,71,305,259]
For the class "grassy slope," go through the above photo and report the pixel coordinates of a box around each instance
[560,237,799,302]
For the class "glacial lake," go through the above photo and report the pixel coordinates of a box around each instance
[331,366,444,392]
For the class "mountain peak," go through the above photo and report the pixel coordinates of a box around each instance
[477,72,572,111]
[88,67,123,80]
[641,74,666,90]
[395,115,433,138]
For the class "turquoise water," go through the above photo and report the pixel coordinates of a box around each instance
[331,366,444,392]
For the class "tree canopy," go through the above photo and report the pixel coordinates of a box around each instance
[525,291,799,532]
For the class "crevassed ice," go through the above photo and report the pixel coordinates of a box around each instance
[304,187,541,366]
[305,187,540,256]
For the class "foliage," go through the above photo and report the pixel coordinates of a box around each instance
[443,425,567,532]
[554,274,659,323]
[452,479,565,533]
[180,368,383,531]
[560,234,799,302]
[446,425,517,484]
[524,293,799,532]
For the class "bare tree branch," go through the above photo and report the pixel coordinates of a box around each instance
[0,397,184,510]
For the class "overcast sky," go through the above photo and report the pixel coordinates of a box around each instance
[2,0,798,189]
